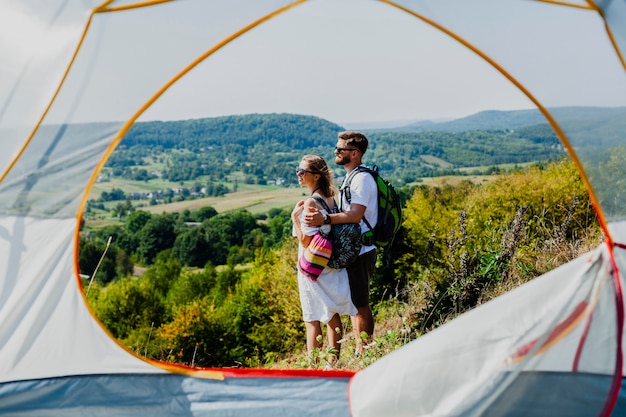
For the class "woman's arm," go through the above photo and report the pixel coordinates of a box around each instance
[292,198,315,247]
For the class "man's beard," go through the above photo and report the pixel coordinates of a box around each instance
[335,155,350,165]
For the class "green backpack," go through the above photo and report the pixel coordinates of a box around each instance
[340,165,402,250]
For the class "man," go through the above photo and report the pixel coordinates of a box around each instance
[304,131,378,355]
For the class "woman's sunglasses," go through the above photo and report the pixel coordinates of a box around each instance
[296,168,316,176]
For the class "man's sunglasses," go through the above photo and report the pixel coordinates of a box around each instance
[335,147,357,153]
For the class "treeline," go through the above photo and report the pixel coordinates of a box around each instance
[121,113,343,150]
[90,182,230,210]
[100,113,564,189]
[365,124,562,181]
[79,206,292,284]
[83,158,602,368]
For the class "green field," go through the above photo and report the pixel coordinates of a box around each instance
[85,160,533,226]
[85,180,309,229]
[420,155,453,168]
[141,186,307,215]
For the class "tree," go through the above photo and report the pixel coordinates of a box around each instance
[165,266,218,308]
[78,236,127,285]
[265,208,291,247]
[90,276,166,340]
[173,227,210,267]
[197,210,260,266]
[191,206,218,222]
[142,253,182,299]
[113,200,134,219]
[137,213,177,265]
[126,210,152,234]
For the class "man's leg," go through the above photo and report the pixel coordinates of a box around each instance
[347,249,377,354]
[351,305,374,354]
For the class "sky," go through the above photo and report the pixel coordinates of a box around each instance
[1,0,625,127]
[141,0,536,125]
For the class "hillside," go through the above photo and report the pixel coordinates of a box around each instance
[121,113,344,150]
[101,112,564,190]
[85,107,626,217]
[386,106,626,133]
[83,159,603,370]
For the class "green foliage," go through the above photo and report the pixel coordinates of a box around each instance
[81,204,292,276]
[398,158,601,331]
[191,206,218,222]
[158,298,240,366]
[172,227,210,267]
[78,236,133,284]
[165,267,217,309]
[367,129,562,182]
[90,276,166,339]
[122,113,342,151]
[195,210,265,266]
[87,240,303,367]
[85,157,604,371]
[583,145,626,219]
[137,213,177,264]
[126,210,152,234]
[237,243,303,363]
[142,252,182,298]
[98,112,579,197]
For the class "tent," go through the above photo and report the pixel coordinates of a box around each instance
[0,0,625,415]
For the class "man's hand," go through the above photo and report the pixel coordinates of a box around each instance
[303,205,324,226]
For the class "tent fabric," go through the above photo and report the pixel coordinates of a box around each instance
[349,242,626,416]
[1,0,626,416]
[0,373,352,417]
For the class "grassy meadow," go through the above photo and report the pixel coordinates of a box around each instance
[142,187,308,216]
[86,174,310,226]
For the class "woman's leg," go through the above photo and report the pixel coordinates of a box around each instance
[326,314,343,365]
[305,321,323,365]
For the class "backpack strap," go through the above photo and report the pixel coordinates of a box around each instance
[339,167,363,209]
[311,195,337,214]
[339,166,375,232]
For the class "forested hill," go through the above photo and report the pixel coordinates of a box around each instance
[123,113,344,150]
[106,112,566,186]
[391,106,626,133]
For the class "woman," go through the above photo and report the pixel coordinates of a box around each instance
[291,155,356,367]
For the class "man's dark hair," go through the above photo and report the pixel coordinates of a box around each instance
[338,131,368,155]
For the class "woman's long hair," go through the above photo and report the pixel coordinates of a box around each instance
[301,154,336,198]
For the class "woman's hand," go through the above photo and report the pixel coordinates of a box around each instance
[292,200,305,222]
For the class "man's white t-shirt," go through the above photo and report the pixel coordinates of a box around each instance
[341,166,378,255]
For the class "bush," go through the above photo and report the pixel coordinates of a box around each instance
[399,159,601,331]
[90,276,166,340]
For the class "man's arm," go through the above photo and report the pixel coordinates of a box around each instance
[304,203,366,227]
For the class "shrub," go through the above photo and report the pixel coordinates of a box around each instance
[400,159,601,331]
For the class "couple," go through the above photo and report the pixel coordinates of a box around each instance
[291,131,377,366]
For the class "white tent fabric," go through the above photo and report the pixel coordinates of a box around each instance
[350,241,626,416]
[1,0,626,415]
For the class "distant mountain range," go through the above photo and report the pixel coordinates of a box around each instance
[347,106,626,133]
